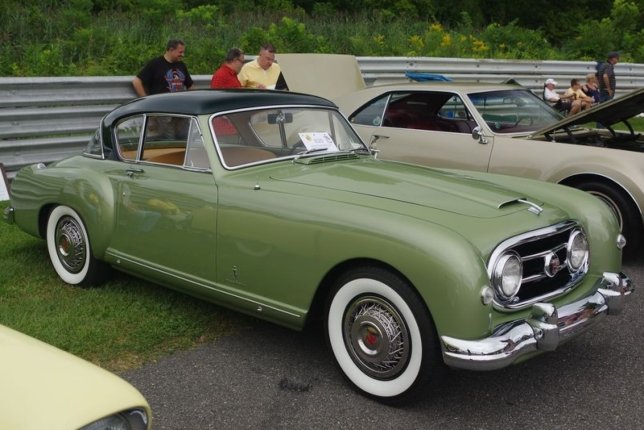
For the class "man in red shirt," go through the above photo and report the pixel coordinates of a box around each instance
[210,48,245,89]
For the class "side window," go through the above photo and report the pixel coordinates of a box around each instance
[84,128,104,158]
[380,92,475,134]
[382,92,415,128]
[348,94,390,126]
[185,120,210,170]
[115,115,144,161]
[141,115,191,166]
[438,95,470,120]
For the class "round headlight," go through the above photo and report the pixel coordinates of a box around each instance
[80,409,148,430]
[567,229,589,272]
[492,252,523,300]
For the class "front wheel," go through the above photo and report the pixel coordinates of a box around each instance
[46,205,109,286]
[325,267,441,404]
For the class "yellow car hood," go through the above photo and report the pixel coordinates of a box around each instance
[0,324,150,430]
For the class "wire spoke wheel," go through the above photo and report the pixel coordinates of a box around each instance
[54,215,88,274]
[343,295,410,380]
[46,205,110,286]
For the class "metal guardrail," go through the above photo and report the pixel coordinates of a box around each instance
[360,57,644,93]
[1,57,642,179]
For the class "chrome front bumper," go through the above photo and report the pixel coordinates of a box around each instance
[441,272,634,371]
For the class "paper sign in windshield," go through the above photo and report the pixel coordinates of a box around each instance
[298,132,338,152]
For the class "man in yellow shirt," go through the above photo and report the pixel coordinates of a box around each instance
[563,78,593,112]
[238,43,281,89]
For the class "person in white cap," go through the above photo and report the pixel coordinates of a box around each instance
[543,78,582,115]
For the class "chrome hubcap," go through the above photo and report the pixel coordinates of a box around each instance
[343,295,409,379]
[55,216,86,273]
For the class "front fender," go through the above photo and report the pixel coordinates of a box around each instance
[314,205,495,341]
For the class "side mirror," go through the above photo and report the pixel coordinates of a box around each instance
[267,112,293,124]
[472,126,489,144]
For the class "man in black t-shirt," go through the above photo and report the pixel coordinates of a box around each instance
[132,39,194,97]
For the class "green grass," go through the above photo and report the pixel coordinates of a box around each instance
[578,116,644,133]
[628,116,644,131]
[0,202,253,371]
[609,116,644,132]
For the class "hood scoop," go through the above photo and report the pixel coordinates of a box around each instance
[501,198,544,215]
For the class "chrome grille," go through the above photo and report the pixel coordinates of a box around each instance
[488,221,588,310]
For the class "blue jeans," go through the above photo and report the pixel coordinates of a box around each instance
[599,90,614,103]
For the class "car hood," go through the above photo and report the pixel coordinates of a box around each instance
[278,53,366,100]
[0,324,149,430]
[271,159,549,219]
[530,87,644,138]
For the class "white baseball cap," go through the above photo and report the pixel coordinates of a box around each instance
[545,78,558,86]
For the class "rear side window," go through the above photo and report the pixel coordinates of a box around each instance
[353,91,475,133]
[349,94,389,126]
[114,115,210,169]
[140,115,191,166]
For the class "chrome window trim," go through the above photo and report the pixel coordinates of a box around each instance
[209,105,366,171]
[82,121,106,160]
[113,114,145,163]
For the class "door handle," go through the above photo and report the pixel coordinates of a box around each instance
[125,168,145,177]
[370,134,390,145]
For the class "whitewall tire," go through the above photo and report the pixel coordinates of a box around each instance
[326,267,439,403]
[46,205,108,286]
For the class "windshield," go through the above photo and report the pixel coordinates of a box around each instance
[467,89,562,134]
[210,107,368,168]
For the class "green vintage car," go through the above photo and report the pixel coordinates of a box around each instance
[3,90,635,403]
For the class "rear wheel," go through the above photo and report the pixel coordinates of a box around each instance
[46,205,110,286]
[573,180,642,260]
[325,267,441,404]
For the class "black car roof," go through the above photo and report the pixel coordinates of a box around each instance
[103,89,337,127]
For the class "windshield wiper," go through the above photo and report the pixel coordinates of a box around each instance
[349,147,371,155]
[293,147,329,159]
[294,147,371,160]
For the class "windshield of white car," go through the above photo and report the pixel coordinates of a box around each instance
[210,107,368,169]
[468,89,563,134]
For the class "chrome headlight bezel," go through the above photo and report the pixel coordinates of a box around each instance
[566,229,589,273]
[79,408,149,430]
[491,251,523,301]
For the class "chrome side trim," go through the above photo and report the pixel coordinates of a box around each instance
[106,251,303,319]
[441,272,633,371]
